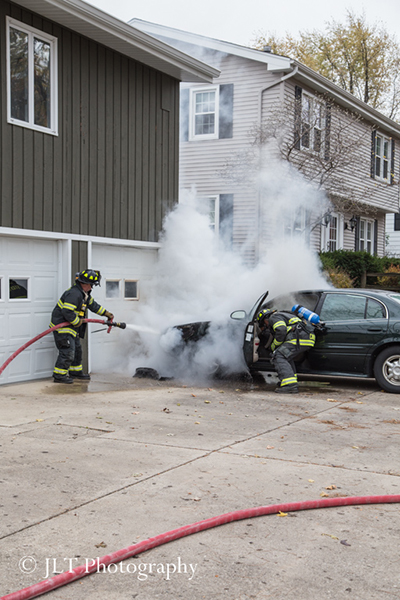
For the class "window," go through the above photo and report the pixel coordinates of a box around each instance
[359,219,374,253]
[300,93,323,152]
[284,207,307,237]
[9,278,28,300]
[320,213,343,252]
[374,133,391,181]
[320,293,367,321]
[319,293,386,321]
[189,86,219,140]
[105,280,120,299]
[124,280,138,300]
[7,17,58,134]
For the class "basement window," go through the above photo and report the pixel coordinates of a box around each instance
[105,280,120,299]
[124,280,138,300]
[6,17,58,135]
[9,277,28,300]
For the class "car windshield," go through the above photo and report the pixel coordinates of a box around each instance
[262,292,320,315]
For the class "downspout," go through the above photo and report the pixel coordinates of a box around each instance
[255,64,299,262]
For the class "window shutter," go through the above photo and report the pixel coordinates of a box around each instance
[371,130,376,179]
[324,103,331,161]
[294,86,302,150]
[394,213,400,231]
[180,88,189,142]
[219,194,234,246]
[354,217,360,251]
[374,219,378,255]
[391,138,395,185]
[219,84,234,139]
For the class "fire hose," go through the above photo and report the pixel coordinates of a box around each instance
[0,319,126,377]
[1,494,400,600]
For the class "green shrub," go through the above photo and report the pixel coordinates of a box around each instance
[319,251,382,287]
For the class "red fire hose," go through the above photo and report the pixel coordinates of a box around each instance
[0,319,116,377]
[2,494,399,600]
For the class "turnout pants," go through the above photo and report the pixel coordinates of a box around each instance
[271,342,302,388]
[53,332,83,378]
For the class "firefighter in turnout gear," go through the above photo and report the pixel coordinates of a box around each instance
[50,270,114,383]
[256,308,316,394]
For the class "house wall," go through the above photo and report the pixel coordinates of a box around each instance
[282,79,400,215]
[179,50,287,262]
[0,0,179,244]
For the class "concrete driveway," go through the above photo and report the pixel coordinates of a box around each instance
[0,373,399,599]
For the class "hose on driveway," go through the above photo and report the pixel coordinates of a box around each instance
[2,494,400,600]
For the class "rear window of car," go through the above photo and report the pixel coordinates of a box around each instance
[320,293,386,321]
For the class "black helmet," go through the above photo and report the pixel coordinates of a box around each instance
[256,308,275,327]
[77,269,101,287]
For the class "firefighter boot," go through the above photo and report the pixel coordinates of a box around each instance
[275,383,299,394]
[70,371,91,381]
[53,375,74,384]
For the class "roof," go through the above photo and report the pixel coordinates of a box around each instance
[130,19,293,74]
[11,0,220,83]
[131,19,400,137]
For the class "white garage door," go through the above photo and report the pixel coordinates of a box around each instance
[0,237,60,385]
[90,244,158,372]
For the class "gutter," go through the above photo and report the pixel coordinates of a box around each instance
[255,64,299,262]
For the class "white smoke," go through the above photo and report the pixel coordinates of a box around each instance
[115,156,330,383]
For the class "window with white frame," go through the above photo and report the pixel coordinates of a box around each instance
[359,219,374,253]
[9,277,29,299]
[320,213,343,252]
[124,280,138,300]
[105,280,120,299]
[301,93,323,152]
[189,86,219,140]
[374,133,391,181]
[284,207,307,238]
[7,17,58,135]
[198,196,220,233]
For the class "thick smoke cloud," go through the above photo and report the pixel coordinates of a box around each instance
[115,157,330,383]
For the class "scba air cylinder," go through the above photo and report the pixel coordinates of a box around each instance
[292,304,320,325]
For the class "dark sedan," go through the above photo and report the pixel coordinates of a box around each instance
[237,288,400,393]
[172,288,400,393]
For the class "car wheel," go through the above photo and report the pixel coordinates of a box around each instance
[373,345,400,393]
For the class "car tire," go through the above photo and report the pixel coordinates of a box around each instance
[373,345,400,393]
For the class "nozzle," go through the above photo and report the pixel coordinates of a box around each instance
[106,320,126,329]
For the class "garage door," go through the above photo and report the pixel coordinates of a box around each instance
[90,244,158,372]
[0,237,60,385]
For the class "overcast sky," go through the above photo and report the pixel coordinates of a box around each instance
[86,0,400,47]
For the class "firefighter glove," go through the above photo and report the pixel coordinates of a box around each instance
[104,310,114,320]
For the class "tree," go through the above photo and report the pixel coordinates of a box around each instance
[252,12,400,121]
[220,92,378,225]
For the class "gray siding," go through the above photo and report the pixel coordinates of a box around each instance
[0,0,179,242]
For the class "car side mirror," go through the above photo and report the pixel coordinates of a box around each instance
[230,310,247,320]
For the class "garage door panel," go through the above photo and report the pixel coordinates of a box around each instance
[33,240,58,265]
[8,348,32,377]
[0,237,60,384]
[8,312,32,341]
[0,311,7,342]
[34,347,56,374]
[33,276,58,302]
[6,239,32,266]
[91,244,158,373]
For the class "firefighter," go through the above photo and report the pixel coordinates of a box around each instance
[256,308,316,394]
[50,269,114,383]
